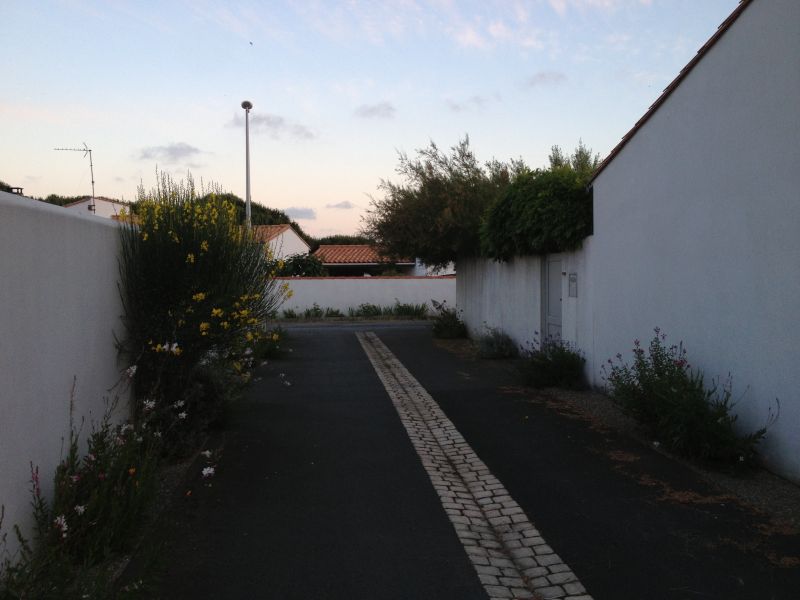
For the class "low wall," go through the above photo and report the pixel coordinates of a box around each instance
[278,276,456,315]
[0,192,129,560]
[456,257,542,347]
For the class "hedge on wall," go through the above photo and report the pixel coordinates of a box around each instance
[480,166,593,261]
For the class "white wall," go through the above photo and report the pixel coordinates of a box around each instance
[457,257,542,348]
[270,229,309,259]
[63,198,125,219]
[588,0,800,482]
[0,192,129,559]
[279,276,455,315]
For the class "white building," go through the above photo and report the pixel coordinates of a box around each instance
[253,224,310,259]
[459,0,800,482]
[62,196,129,219]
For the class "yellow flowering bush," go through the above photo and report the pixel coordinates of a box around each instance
[118,173,290,451]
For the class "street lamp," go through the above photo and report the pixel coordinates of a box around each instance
[241,100,253,229]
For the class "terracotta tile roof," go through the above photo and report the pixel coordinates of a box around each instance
[590,0,753,183]
[252,224,292,243]
[313,245,414,265]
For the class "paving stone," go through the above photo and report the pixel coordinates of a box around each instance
[536,585,565,599]
[548,572,577,585]
[356,332,591,600]
[563,582,587,595]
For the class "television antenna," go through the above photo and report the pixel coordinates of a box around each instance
[54,143,96,213]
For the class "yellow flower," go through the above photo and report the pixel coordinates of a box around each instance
[211,307,224,318]
[271,333,280,342]
[220,321,230,329]
[186,253,195,264]
[169,230,180,244]
[199,322,211,335]
[192,292,206,302]
[245,331,254,342]
[200,240,209,252]
[233,361,242,372]
[172,345,182,356]
[141,231,149,241]
[128,467,136,476]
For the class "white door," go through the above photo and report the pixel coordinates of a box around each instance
[544,255,562,340]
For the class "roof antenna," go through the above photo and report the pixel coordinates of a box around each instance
[54,143,96,213]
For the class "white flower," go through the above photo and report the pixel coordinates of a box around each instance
[201,466,215,478]
[125,365,138,378]
[174,400,185,409]
[652,441,661,448]
[279,373,286,378]
[54,515,68,538]
[136,436,143,443]
[154,431,162,438]
[74,505,86,516]
[283,381,292,387]
[178,411,188,420]
[143,399,156,411]
[244,347,253,356]
[201,450,212,459]
[260,361,268,367]
[120,423,133,433]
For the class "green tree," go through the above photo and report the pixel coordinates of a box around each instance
[0,180,12,193]
[362,136,523,269]
[482,142,598,260]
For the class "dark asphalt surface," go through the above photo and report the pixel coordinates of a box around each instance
[126,322,800,599]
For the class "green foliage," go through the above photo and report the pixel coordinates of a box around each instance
[253,327,287,359]
[117,172,290,453]
[304,303,325,319]
[39,194,85,207]
[519,336,586,389]
[604,329,770,463]
[482,142,599,260]
[431,300,468,339]
[272,253,326,277]
[476,327,518,359]
[312,234,374,252]
[1,405,159,599]
[362,136,526,269]
[0,180,12,193]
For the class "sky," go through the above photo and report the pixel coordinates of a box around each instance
[1,0,741,237]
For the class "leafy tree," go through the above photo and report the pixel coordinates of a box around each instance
[482,142,598,260]
[362,136,523,269]
[0,180,12,193]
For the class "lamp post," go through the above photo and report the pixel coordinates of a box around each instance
[241,100,253,229]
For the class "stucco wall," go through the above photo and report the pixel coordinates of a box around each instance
[270,230,309,259]
[589,0,800,481]
[457,257,542,348]
[0,192,129,558]
[278,276,455,315]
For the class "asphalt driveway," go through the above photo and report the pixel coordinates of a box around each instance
[122,321,800,599]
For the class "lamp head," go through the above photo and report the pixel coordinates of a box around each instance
[241,100,253,110]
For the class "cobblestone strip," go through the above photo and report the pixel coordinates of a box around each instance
[357,332,592,600]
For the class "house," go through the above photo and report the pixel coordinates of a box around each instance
[63,196,129,218]
[459,0,800,483]
[253,224,310,259]
[313,245,416,277]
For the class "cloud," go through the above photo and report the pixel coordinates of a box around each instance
[229,113,317,140]
[354,102,396,119]
[326,201,355,209]
[525,71,567,88]
[453,24,488,48]
[139,142,201,162]
[446,95,496,113]
[284,206,317,220]
[549,0,652,15]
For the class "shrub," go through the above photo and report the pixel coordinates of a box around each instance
[604,329,770,463]
[253,327,286,359]
[324,307,344,318]
[282,308,298,319]
[349,303,384,318]
[520,336,586,389]
[303,303,324,319]
[431,300,467,339]
[392,301,428,318]
[1,401,159,598]
[477,327,518,359]
[271,253,326,277]
[117,173,290,452]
